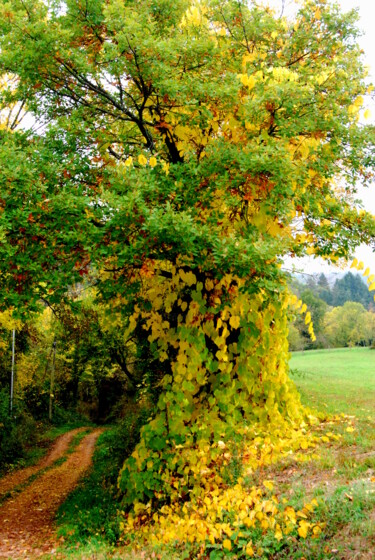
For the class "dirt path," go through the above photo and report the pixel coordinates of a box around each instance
[0,427,88,499]
[0,428,103,559]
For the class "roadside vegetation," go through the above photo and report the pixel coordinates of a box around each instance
[46,347,375,559]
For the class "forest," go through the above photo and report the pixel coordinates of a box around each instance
[0,0,375,558]
[289,272,375,350]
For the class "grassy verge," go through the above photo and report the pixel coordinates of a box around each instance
[56,412,147,555]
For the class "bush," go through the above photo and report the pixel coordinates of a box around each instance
[0,389,37,470]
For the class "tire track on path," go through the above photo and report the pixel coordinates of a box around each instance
[0,428,103,559]
[0,427,88,499]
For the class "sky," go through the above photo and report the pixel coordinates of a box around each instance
[267,0,375,275]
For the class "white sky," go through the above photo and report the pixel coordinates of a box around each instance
[267,0,375,275]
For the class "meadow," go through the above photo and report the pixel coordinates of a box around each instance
[290,347,375,419]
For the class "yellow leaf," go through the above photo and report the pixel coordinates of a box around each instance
[298,521,309,538]
[312,525,322,537]
[364,109,371,120]
[240,74,249,86]
[247,75,256,89]
[300,303,307,314]
[271,30,278,39]
[263,480,274,491]
[149,156,157,167]
[304,312,311,325]
[274,523,283,541]
[229,315,241,329]
[357,261,364,271]
[346,426,355,433]
[363,267,370,277]
[350,258,358,269]
[138,154,147,166]
[223,539,232,551]
[239,73,255,89]
[367,274,375,284]
[369,282,375,292]
[124,156,133,167]
[246,545,255,557]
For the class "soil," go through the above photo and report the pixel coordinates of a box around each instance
[0,428,103,559]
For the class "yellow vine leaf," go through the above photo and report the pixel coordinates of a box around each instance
[298,520,310,538]
[274,524,283,541]
[138,154,147,166]
[229,315,241,329]
[239,74,256,89]
[149,156,157,167]
[162,161,170,175]
[223,538,232,551]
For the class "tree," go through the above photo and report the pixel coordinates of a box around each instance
[332,272,373,309]
[324,301,375,348]
[0,0,374,504]
[293,289,328,348]
[316,273,333,306]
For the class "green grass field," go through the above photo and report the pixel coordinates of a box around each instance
[290,347,375,419]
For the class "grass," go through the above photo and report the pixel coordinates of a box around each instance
[48,349,375,558]
[56,427,123,547]
[290,347,375,418]
[56,411,148,554]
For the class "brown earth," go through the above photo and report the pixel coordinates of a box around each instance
[0,428,103,559]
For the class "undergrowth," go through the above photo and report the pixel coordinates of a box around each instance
[56,410,148,547]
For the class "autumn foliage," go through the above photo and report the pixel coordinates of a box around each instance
[0,0,375,554]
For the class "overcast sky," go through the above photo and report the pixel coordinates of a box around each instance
[267,0,375,275]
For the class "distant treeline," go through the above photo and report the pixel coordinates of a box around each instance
[289,272,375,351]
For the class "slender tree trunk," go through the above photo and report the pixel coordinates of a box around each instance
[49,339,57,422]
[10,329,15,415]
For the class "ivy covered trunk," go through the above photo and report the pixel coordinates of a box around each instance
[119,268,304,505]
